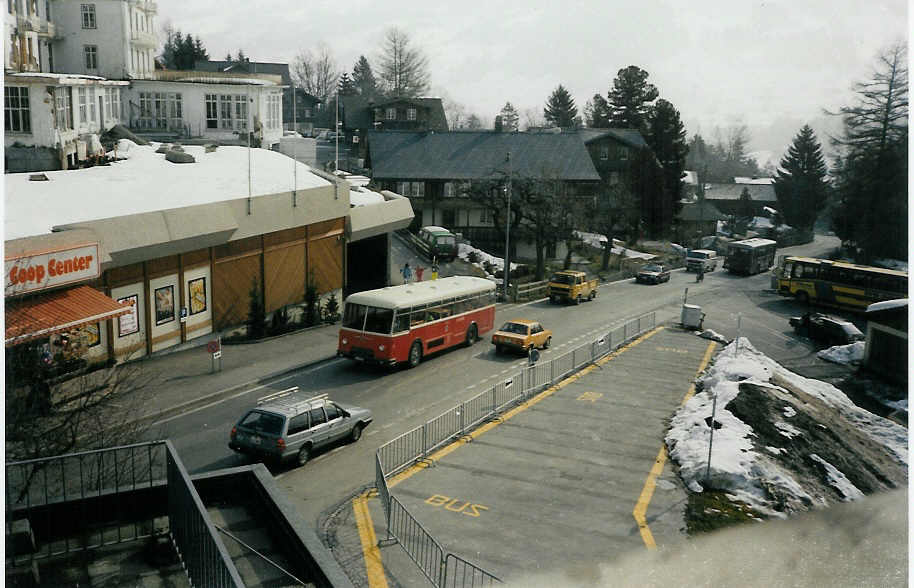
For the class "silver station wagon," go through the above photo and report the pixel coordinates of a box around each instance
[229,388,373,466]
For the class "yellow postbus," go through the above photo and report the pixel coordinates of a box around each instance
[773,256,907,310]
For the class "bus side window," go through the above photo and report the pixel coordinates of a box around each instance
[394,310,411,332]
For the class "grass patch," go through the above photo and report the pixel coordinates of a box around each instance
[685,490,763,535]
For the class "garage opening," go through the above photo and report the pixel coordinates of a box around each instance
[346,234,388,297]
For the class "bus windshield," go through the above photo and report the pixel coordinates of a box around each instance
[342,303,395,333]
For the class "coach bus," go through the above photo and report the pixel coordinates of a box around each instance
[773,256,907,311]
[724,238,777,275]
[338,276,496,368]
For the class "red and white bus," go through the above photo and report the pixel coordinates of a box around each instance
[337,276,497,368]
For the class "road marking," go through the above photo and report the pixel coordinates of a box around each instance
[425,494,490,517]
[353,492,388,588]
[387,326,665,489]
[150,359,343,426]
[632,340,717,549]
[576,391,603,403]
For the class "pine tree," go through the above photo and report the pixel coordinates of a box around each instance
[646,98,688,235]
[830,43,908,261]
[607,66,658,132]
[161,29,208,70]
[338,72,357,96]
[378,28,430,98]
[543,85,578,128]
[584,94,611,128]
[773,125,829,231]
[352,55,378,99]
[499,102,519,132]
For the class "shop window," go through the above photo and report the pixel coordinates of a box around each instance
[4,86,31,133]
[154,285,175,325]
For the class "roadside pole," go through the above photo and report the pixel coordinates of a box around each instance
[705,391,718,483]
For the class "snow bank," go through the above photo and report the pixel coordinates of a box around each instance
[809,454,864,501]
[574,230,655,260]
[457,242,519,280]
[666,337,908,516]
[816,342,864,365]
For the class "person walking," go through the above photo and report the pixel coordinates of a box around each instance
[401,262,412,283]
[415,266,425,282]
[696,264,705,283]
[431,257,439,280]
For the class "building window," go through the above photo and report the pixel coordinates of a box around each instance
[444,182,454,198]
[104,88,112,120]
[80,4,96,29]
[109,88,120,120]
[386,107,396,120]
[303,107,312,118]
[4,86,31,133]
[600,146,609,161]
[267,93,281,130]
[618,146,628,161]
[205,94,218,129]
[609,171,620,185]
[233,95,247,130]
[411,182,424,197]
[204,94,247,131]
[88,88,96,122]
[219,94,233,129]
[407,108,417,121]
[78,87,88,123]
[479,208,492,224]
[84,45,97,70]
[54,86,72,130]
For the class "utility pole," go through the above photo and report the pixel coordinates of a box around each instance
[503,151,512,298]
[335,92,339,172]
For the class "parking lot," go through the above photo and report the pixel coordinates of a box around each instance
[367,327,717,584]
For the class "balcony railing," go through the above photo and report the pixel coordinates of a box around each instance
[130,31,157,49]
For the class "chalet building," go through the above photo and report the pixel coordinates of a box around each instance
[340,95,448,162]
[193,59,323,136]
[676,199,729,246]
[364,128,652,258]
[703,182,777,217]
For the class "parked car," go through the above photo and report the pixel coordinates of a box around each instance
[636,263,671,284]
[491,319,552,354]
[229,388,372,466]
[789,313,864,346]
[417,226,458,262]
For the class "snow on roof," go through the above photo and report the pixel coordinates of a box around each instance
[349,186,385,207]
[734,176,775,184]
[8,72,107,81]
[5,140,330,240]
[866,299,908,313]
[167,76,276,86]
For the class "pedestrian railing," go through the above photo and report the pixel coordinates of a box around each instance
[373,312,656,587]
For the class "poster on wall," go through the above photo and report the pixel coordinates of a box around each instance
[155,285,175,325]
[117,294,139,337]
[188,277,207,315]
[84,322,101,347]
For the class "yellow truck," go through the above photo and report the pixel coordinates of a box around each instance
[547,270,598,304]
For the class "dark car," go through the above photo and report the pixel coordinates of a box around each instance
[789,313,864,346]
[636,263,671,284]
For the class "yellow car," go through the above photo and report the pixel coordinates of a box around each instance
[491,319,552,354]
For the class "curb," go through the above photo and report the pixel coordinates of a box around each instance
[139,354,340,425]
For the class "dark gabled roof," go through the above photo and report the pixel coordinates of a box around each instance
[678,199,728,222]
[342,96,448,131]
[704,183,777,202]
[367,131,601,181]
[577,128,649,149]
[193,60,292,85]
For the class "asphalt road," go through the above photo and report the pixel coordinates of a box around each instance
[150,234,846,530]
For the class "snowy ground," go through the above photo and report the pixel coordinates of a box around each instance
[457,242,521,281]
[666,338,907,519]
[575,231,656,260]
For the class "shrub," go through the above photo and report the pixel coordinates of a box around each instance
[467,251,481,264]
[303,271,319,327]
[322,292,340,323]
[247,277,266,339]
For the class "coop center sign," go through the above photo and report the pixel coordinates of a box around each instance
[5,243,100,296]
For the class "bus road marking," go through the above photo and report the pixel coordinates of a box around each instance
[576,391,603,403]
[425,494,490,517]
[656,346,688,354]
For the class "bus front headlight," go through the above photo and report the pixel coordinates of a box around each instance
[341,338,348,345]
[378,344,385,351]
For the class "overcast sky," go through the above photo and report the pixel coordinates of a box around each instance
[155,0,907,148]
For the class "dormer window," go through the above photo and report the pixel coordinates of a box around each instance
[600,146,609,161]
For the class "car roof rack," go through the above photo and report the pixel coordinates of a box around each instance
[257,387,329,412]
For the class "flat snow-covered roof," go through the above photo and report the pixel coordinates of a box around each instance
[5,140,331,241]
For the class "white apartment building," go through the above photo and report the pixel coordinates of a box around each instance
[49,0,157,80]
[6,0,55,73]
[123,74,285,148]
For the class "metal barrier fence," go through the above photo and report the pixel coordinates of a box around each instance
[166,440,244,588]
[5,441,166,565]
[373,312,655,587]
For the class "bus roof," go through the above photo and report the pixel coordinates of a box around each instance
[421,225,452,235]
[731,238,777,248]
[784,256,908,277]
[344,276,496,308]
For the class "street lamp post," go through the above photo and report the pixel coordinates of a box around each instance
[503,151,512,298]
[335,93,339,172]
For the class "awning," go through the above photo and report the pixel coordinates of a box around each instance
[5,285,133,347]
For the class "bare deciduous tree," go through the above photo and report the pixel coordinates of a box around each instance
[378,27,430,99]
[291,44,340,104]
